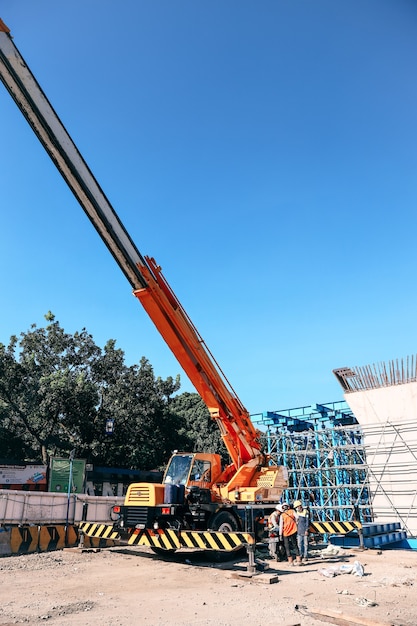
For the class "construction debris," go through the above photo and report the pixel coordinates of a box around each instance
[295,606,395,626]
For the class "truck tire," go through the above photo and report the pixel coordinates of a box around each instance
[208,510,240,533]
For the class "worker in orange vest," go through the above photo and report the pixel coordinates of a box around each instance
[279,502,301,565]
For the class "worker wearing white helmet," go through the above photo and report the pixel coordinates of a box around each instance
[267,504,286,561]
[268,504,282,531]
[294,500,310,562]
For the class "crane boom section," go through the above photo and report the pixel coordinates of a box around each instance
[135,257,262,466]
[0,23,146,291]
[0,24,262,469]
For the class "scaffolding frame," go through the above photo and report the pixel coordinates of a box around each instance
[334,357,417,537]
[357,419,417,536]
[252,401,373,524]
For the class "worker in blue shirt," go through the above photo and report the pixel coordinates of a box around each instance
[294,500,310,562]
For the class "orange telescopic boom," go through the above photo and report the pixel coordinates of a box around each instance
[0,24,287,516]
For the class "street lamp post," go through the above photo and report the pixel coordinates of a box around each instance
[65,449,76,546]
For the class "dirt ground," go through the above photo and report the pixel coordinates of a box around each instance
[0,542,416,626]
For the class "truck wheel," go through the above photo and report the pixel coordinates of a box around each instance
[208,510,240,533]
[208,511,243,562]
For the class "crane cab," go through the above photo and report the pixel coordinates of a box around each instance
[163,452,222,489]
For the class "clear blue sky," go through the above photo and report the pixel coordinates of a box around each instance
[1,1,417,415]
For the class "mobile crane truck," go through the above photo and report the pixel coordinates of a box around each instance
[0,20,288,553]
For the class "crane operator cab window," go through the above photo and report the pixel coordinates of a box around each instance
[164,454,193,486]
[164,454,212,486]
[189,459,211,483]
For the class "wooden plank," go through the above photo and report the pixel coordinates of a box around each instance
[306,607,394,626]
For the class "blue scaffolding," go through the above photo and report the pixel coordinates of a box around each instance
[252,401,373,525]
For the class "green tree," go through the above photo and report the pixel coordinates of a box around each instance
[0,313,232,471]
[0,314,188,469]
[170,392,228,462]
[0,313,101,463]
[94,357,187,470]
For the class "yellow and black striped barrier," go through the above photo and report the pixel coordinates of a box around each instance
[78,522,255,552]
[128,528,255,551]
[309,520,362,535]
[38,525,77,551]
[4,520,361,555]
[78,522,121,541]
[10,525,75,553]
[10,526,39,554]
[6,524,117,555]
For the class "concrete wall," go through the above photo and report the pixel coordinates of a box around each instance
[344,383,417,537]
[0,490,124,525]
[0,490,125,555]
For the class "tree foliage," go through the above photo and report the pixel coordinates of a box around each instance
[0,314,226,470]
[171,392,228,462]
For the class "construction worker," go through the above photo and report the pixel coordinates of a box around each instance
[267,504,285,561]
[279,502,301,565]
[268,503,282,532]
[294,499,310,562]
